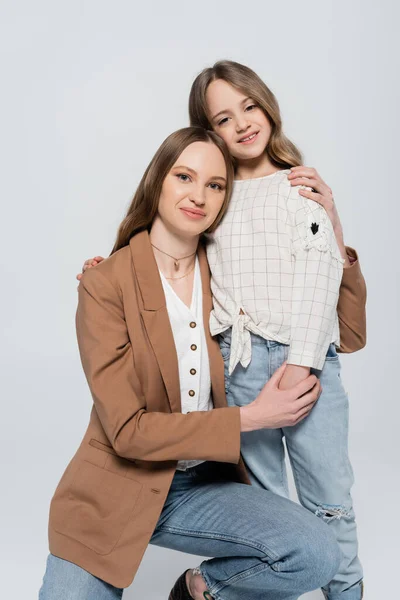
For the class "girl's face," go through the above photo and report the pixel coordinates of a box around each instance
[206,79,271,163]
[156,141,227,239]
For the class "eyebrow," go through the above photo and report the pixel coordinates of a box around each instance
[172,165,227,183]
[211,97,253,122]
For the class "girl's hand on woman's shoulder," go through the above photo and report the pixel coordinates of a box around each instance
[76,256,105,281]
[287,166,342,235]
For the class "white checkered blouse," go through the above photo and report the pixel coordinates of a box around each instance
[206,169,344,374]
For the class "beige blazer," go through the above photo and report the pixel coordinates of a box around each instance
[48,231,366,588]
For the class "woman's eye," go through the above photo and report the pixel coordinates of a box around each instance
[217,117,229,126]
[209,182,223,191]
[177,173,191,182]
[245,104,257,112]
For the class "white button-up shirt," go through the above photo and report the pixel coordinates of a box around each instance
[206,169,344,374]
[159,257,213,471]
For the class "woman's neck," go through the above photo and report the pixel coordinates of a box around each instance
[149,218,199,278]
[235,152,278,181]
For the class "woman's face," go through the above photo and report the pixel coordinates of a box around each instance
[206,79,271,163]
[157,141,227,239]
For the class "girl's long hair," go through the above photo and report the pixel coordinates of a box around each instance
[189,60,303,170]
[111,126,234,255]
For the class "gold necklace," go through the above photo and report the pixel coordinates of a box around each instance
[151,243,196,271]
[164,263,195,281]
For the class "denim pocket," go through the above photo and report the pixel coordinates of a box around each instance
[325,343,339,361]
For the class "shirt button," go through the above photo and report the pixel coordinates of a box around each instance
[191,344,197,351]
[188,390,195,397]
[190,368,196,375]
[190,321,197,328]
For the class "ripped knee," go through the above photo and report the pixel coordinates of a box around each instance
[315,503,351,524]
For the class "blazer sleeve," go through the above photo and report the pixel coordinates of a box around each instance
[76,267,241,464]
[337,246,367,353]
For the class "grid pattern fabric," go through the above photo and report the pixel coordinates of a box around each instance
[206,169,344,374]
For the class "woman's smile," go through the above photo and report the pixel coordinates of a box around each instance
[180,206,206,219]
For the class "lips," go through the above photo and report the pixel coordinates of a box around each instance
[180,207,206,218]
[238,131,259,144]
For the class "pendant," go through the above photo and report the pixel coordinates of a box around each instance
[174,260,179,270]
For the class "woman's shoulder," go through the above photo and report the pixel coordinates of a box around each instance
[80,245,132,293]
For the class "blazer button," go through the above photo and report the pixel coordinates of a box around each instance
[191,344,197,351]
[190,368,196,375]
[190,321,197,328]
[188,390,195,397]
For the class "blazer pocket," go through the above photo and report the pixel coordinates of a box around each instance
[54,460,142,555]
[89,438,119,457]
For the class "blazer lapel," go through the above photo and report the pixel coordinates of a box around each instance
[129,232,181,414]
[198,244,227,409]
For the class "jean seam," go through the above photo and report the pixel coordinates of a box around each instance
[155,525,281,562]
[153,485,207,531]
[200,561,276,598]
[268,345,288,493]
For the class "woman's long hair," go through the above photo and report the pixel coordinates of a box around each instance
[188,60,303,170]
[111,127,234,255]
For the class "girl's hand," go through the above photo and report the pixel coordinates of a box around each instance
[76,256,105,281]
[278,364,310,391]
[287,166,342,235]
[287,167,350,266]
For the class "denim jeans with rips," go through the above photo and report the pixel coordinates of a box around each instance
[219,328,364,600]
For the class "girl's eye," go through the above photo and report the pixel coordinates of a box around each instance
[245,104,257,112]
[177,173,191,182]
[217,117,229,126]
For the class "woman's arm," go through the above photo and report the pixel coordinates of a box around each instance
[336,247,367,352]
[78,267,321,458]
[77,267,241,464]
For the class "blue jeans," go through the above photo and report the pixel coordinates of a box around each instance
[39,462,341,600]
[219,329,363,600]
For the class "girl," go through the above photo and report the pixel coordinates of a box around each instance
[189,61,365,600]
[40,127,338,600]
[81,61,366,600]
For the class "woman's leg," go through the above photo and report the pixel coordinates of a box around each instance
[284,352,363,600]
[219,330,289,496]
[151,462,342,600]
[38,553,123,600]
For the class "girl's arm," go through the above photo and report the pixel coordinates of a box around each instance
[288,167,367,353]
[285,186,344,372]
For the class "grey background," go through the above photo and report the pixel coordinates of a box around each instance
[0,1,398,598]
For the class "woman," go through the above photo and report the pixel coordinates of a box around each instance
[39,127,341,600]
[80,61,367,600]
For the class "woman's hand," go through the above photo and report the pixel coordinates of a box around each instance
[287,166,350,266]
[240,362,321,432]
[76,256,105,281]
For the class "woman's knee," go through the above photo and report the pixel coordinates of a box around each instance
[296,521,342,590]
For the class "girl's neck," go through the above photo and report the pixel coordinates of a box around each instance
[149,218,199,278]
[235,152,278,181]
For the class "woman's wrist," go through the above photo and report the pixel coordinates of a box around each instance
[240,405,256,433]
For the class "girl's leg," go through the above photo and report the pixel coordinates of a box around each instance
[151,462,341,600]
[284,350,363,600]
[38,554,123,600]
[219,330,289,496]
